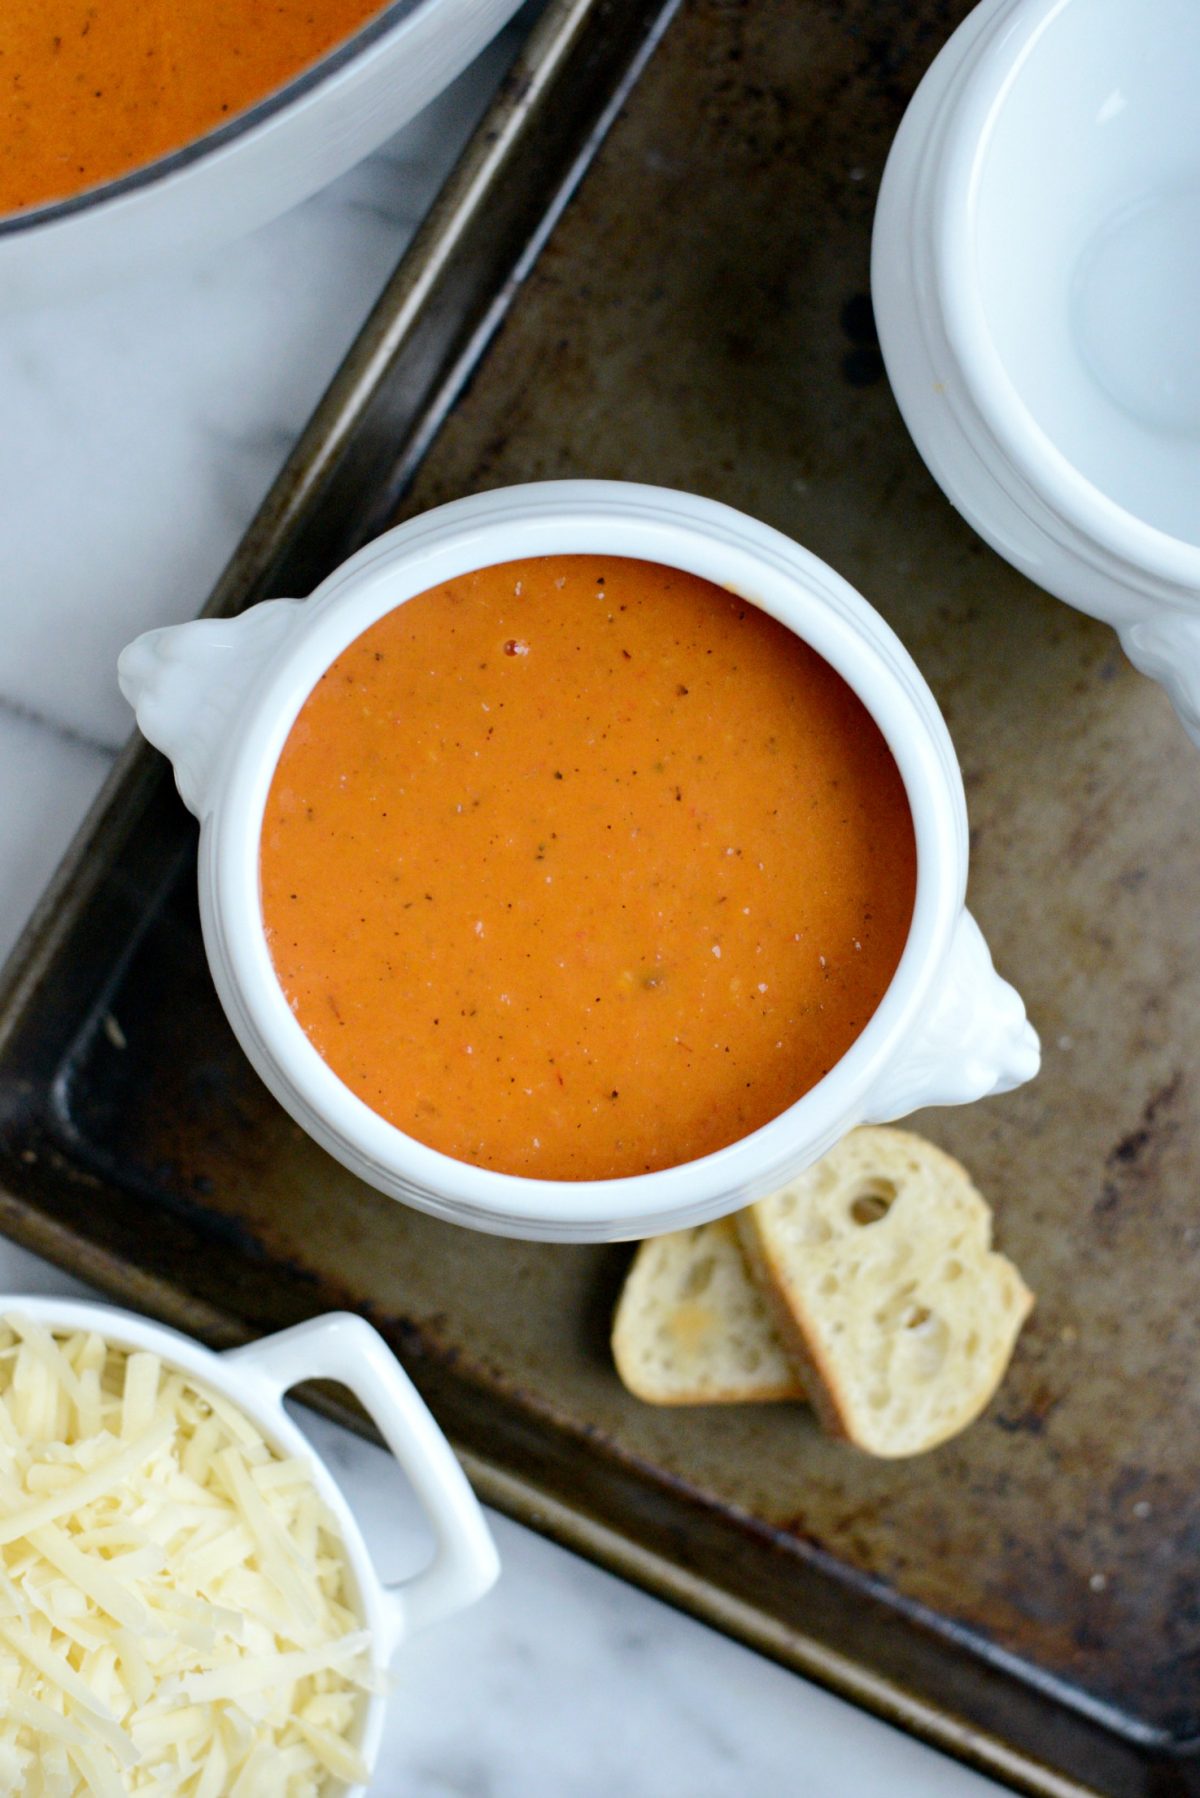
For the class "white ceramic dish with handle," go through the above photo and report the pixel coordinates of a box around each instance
[0,1294,499,1796]
[872,0,1200,744]
[119,479,1039,1242]
[0,0,525,308]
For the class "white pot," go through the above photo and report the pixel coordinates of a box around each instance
[872,0,1200,744]
[119,480,1039,1241]
[0,0,524,307]
[0,1295,499,1795]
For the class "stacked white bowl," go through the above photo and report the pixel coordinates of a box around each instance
[873,0,1200,743]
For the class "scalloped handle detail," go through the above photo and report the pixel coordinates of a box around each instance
[864,909,1039,1122]
[1120,614,1200,748]
[118,599,303,815]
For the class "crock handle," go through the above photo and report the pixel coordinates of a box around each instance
[1119,614,1200,748]
[224,1313,499,1661]
[117,598,303,816]
[863,909,1039,1121]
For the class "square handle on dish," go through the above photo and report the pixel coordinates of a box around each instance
[224,1312,499,1660]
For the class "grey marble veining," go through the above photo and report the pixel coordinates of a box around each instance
[0,25,1009,1795]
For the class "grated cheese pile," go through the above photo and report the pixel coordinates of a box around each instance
[0,1315,373,1796]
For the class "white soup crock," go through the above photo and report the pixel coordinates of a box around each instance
[0,1295,499,1796]
[872,0,1200,744]
[119,480,1039,1242]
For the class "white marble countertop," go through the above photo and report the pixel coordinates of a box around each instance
[0,31,1011,1798]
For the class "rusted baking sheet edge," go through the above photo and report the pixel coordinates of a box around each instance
[0,1,1101,1792]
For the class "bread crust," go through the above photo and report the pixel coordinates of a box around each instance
[734,1212,851,1438]
[737,1128,1033,1457]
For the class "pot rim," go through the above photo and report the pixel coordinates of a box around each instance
[0,0,427,240]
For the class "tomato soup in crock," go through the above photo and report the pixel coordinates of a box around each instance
[1,0,386,213]
[260,556,917,1181]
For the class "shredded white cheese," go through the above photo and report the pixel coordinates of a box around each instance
[0,1316,371,1794]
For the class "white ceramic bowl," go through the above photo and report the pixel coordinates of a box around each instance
[873,0,1200,743]
[0,1295,499,1795]
[119,480,1039,1241]
[0,0,524,308]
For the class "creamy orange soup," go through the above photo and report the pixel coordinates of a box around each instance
[1,1,385,214]
[260,555,917,1180]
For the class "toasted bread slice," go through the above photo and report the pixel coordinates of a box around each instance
[737,1128,1032,1456]
[612,1218,805,1405]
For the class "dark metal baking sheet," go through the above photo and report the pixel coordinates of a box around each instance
[1,1,1197,1792]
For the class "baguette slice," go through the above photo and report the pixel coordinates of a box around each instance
[738,1128,1032,1457]
[612,1218,805,1404]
